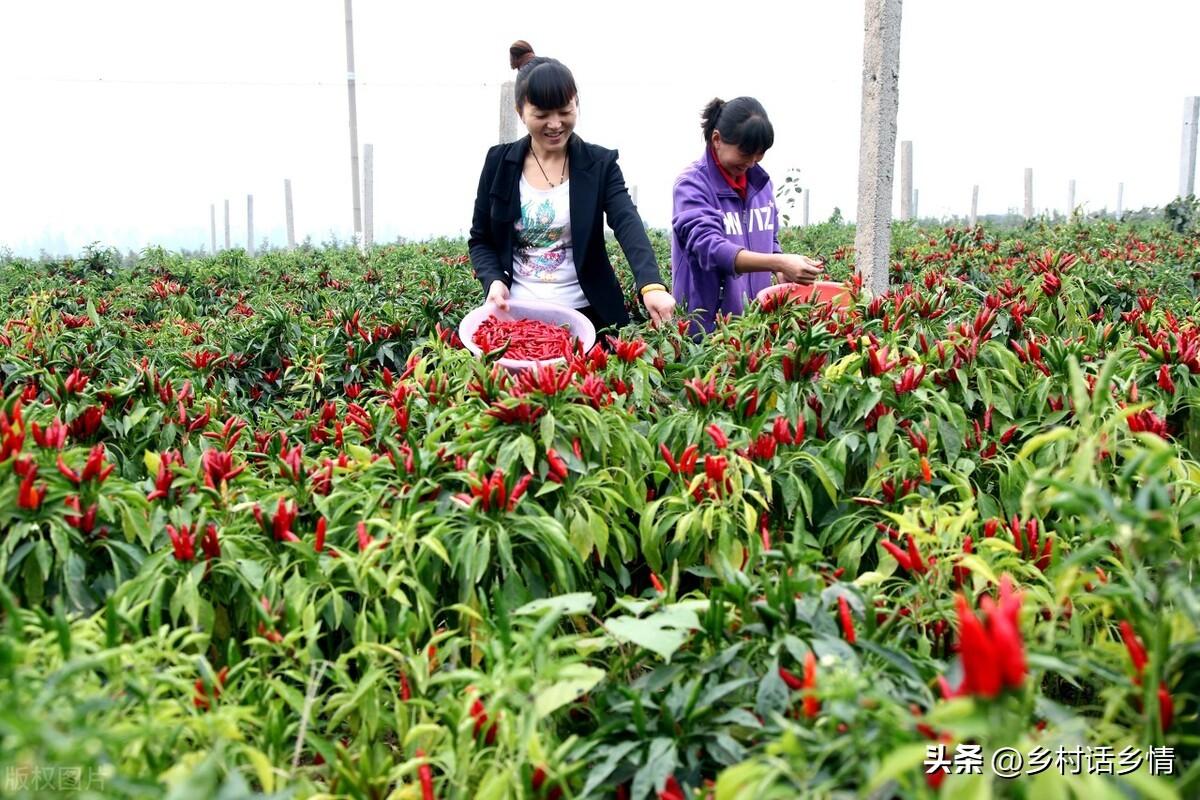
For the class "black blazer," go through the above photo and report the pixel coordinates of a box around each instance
[468,134,663,327]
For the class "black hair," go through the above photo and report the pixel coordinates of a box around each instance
[701,96,774,154]
[512,43,577,111]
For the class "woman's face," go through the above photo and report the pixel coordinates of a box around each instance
[520,97,577,153]
[712,131,764,178]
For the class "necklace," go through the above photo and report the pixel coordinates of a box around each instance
[530,146,568,188]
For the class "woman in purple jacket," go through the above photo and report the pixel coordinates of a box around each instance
[671,97,824,333]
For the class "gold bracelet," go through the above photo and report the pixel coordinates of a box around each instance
[639,283,667,297]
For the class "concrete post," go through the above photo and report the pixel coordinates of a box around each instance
[246,194,254,257]
[1023,168,1033,220]
[1067,179,1075,217]
[899,140,912,220]
[223,199,230,250]
[344,0,362,237]
[284,179,295,250]
[853,0,903,298]
[209,204,216,254]
[1116,182,1124,219]
[499,81,522,144]
[803,190,810,226]
[363,143,374,249]
[1180,96,1199,198]
[912,188,919,220]
[969,185,978,227]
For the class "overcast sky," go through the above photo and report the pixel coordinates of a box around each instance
[2,0,1198,257]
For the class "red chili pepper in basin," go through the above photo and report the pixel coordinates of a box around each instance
[473,317,572,361]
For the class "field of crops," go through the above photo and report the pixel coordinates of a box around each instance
[0,219,1198,799]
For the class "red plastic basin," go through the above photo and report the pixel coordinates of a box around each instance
[755,280,851,310]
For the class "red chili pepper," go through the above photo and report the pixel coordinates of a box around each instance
[473,317,572,361]
[954,535,974,588]
[881,540,913,571]
[772,416,793,445]
[1158,682,1175,731]
[469,696,498,745]
[649,571,666,593]
[659,443,679,473]
[314,517,326,553]
[546,449,569,483]
[678,444,700,475]
[906,534,927,574]
[658,775,685,800]
[415,748,435,800]
[1158,364,1176,394]
[802,651,820,718]
[507,474,533,511]
[838,595,857,644]
[1119,620,1149,682]
[400,671,412,701]
[920,457,932,484]
[193,665,229,710]
[706,422,729,449]
[779,666,804,690]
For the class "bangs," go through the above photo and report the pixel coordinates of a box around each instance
[523,62,577,110]
[734,116,774,155]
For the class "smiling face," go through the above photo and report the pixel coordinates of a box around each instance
[520,97,577,154]
[711,130,764,178]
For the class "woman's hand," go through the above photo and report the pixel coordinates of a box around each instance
[643,289,676,324]
[774,254,825,285]
[486,280,511,311]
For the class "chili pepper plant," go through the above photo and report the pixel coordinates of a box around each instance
[0,221,1198,799]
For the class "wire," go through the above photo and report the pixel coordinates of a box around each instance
[5,76,493,88]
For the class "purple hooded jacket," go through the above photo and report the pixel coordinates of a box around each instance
[671,148,782,332]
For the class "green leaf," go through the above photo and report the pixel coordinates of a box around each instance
[942,773,993,800]
[755,658,788,717]
[236,559,267,592]
[956,555,998,586]
[797,452,840,502]
[631,738,677,800]
[605,607,699,661]
[866,742,933,793]
[715,760,773,800]
[515,593,596,617]
[534,665,605,718]
[939,417,962,466]
[877,411,897,454]
[474,766,516,800]
[242,746,276,793]
[579,741,640,798]
[1115,771,1181,800]
[1016,427,1073,461]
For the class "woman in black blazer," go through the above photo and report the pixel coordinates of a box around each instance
[468,41,675,331]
